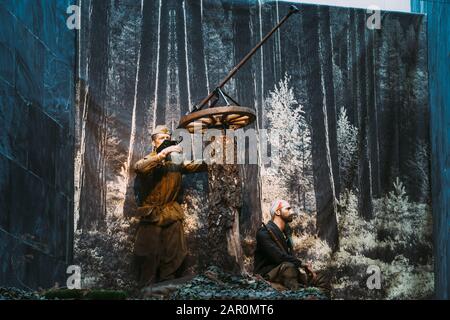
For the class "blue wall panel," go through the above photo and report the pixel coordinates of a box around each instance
[411,0,450,299]
[0,0,75,289]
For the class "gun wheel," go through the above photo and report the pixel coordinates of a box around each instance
[178,106,256,133]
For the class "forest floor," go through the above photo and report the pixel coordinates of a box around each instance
[142,266,328,300]
[0,266,328,300]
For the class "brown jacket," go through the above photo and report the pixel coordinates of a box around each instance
[134,151,206,226]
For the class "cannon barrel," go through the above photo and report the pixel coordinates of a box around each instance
[193,5,300,112]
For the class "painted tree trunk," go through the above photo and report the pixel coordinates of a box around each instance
[184,0,210,193]
[154,0,169,126]
[232,0,262,236]
[301,7,338,251]
[367,29,381,198]
[187,0,209,108]
[79,0,109,230]
[176,0,190,116]
[123,0,159,217]
[357,12,374,220]
[319,6,340,199]
[349,11,359,128]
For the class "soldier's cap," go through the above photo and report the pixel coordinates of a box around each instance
[151,125,171,138]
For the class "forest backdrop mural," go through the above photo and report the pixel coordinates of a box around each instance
[74,0,432,299]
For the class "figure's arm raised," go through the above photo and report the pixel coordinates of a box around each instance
[134,153,163,174]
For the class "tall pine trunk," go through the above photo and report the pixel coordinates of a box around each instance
[367,28,381,198]
[187,0,209,108]
[357,12,374,219]
[123,0,159,217]
[349,10,359,128]
[183,0,209,195]
[176,0,190,115]
[154,0,170,126]
[301,7,338,251]
[319,6,340,198]
[79,0,109,230]
[232,0,262,236]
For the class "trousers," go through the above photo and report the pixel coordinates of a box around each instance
[133,220,187,286]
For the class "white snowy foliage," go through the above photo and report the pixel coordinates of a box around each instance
[383,177,410,216]
[262,74,313,211]
[337,107,358,185]
[406,140,430,201]
[375,178,432,253]
[331,180,433,299]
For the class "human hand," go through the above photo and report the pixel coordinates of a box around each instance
[158,145,183,159]
[303,263,317,280]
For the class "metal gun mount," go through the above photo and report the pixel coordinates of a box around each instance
[178,5,300,133]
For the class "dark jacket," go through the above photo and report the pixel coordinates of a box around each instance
[253,221,302,276]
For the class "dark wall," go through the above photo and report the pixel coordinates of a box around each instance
[411,0,450,300]
[0,0,75,289]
